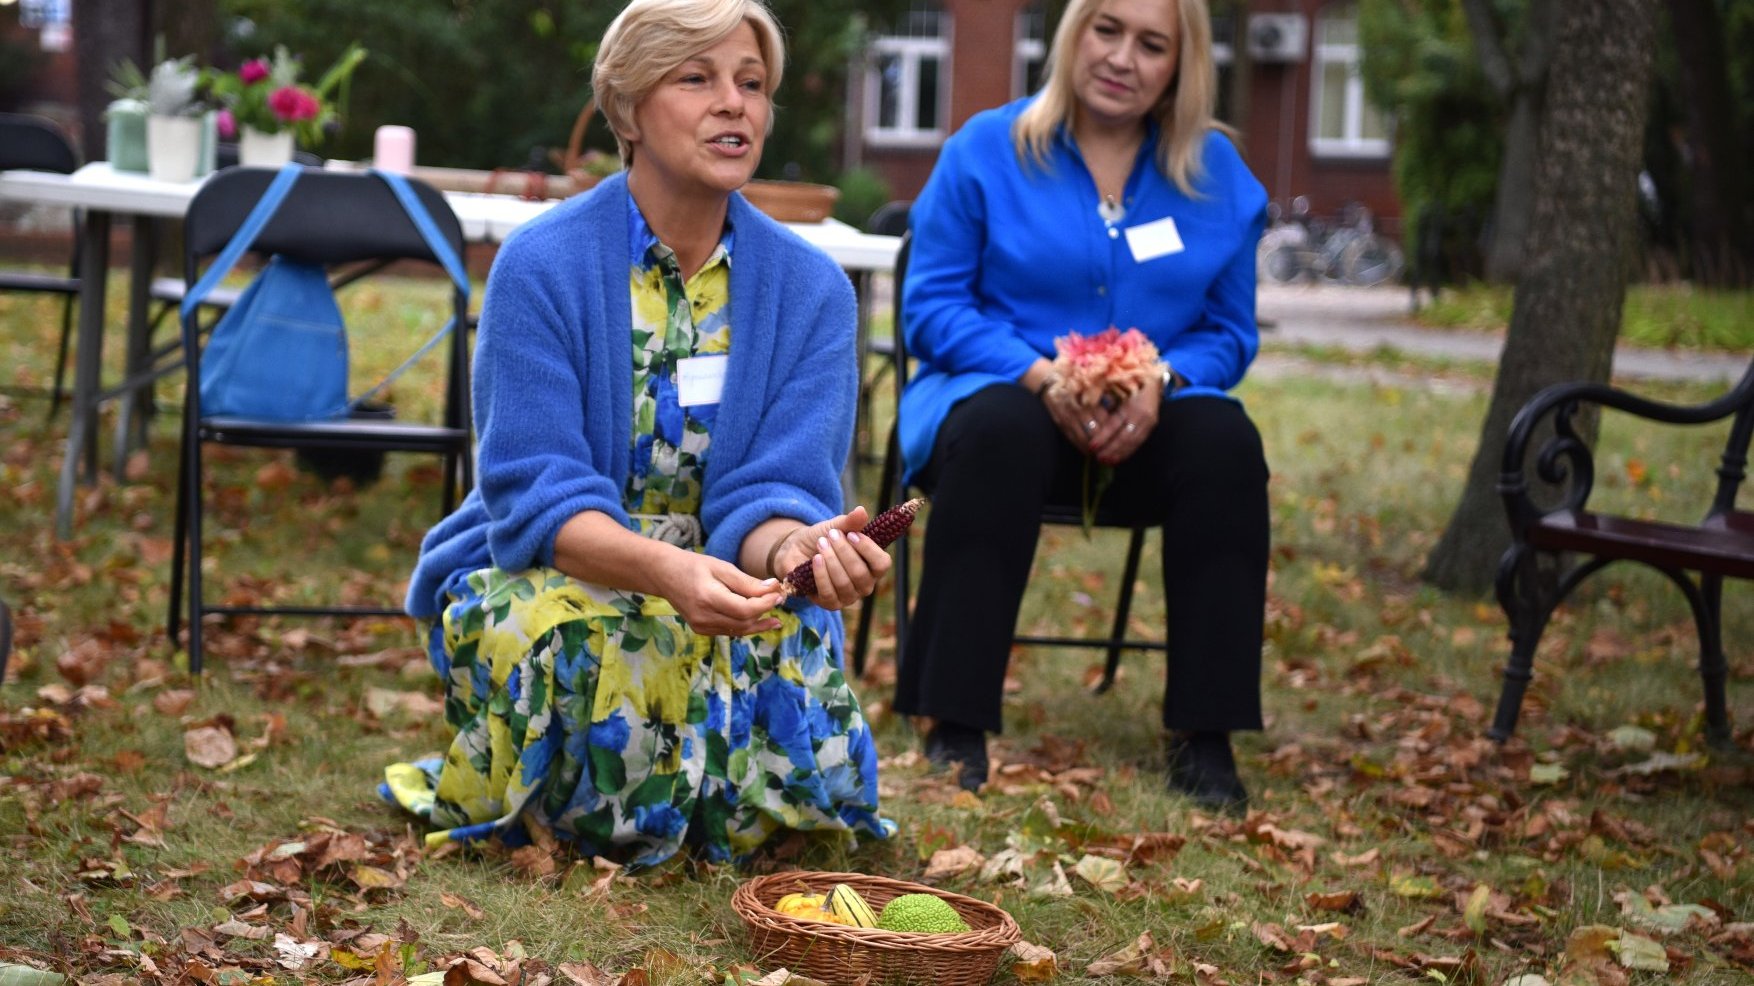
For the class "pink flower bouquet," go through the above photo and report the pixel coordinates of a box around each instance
[1049,327,1164,531]
[204,43,365,148]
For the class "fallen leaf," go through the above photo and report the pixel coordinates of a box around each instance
[1462,884,1492,935]
[558,963,617,986]
[1305,889,1364,914]
[440,892,486,920]
[1072,854,1128,894]
[1609,931,1668,972]
[0,963,68,985]
[1087,932,1174,978]
[183,725,238,769]
[1529,762,1569,785]
[1009,941,1058,982]
[923,845,986,882]
[153,689,195,716]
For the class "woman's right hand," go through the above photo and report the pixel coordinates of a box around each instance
[1040,378,1106,453]
[656,551,787,637]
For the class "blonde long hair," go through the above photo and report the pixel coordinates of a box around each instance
[593,0,787,165]
[1013,0,1228,195]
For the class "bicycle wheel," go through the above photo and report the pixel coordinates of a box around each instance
[1340,235,1404,286]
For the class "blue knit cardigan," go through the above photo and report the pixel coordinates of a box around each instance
[405,172,859,619]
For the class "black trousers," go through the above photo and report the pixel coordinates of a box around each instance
[893,384,1269,735]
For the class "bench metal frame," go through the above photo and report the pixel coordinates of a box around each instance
[1492,358,1754,747]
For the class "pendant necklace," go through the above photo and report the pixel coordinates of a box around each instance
[1097,193,1126,225]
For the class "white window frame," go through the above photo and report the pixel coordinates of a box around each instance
[1012,6,1047,100]
[1308,4,1389,158]
[864,25,950,148]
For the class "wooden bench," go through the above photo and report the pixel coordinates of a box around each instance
[1491,357,1754,747]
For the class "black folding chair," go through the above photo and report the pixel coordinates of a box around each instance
[167,167,474,674]
[850,231,1165,691]
[0,113,81,414]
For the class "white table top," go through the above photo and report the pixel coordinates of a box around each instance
[0,162,901,273]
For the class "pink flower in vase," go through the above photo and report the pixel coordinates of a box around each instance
[268,86,322,123]
[215,108,237,139]
[238,59,271,85]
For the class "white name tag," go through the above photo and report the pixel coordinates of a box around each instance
[1125,216,1185,263]
[676,354,729,407]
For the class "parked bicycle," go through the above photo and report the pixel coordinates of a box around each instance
[1257,197,1405,287]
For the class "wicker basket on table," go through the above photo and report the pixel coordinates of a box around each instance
[732,871,1021,986]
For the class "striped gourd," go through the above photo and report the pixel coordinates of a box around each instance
[826,883,878,928]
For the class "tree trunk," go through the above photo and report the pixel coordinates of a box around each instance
[1423,0,1659,594]
[71,0,151,161]
[1667,0,1752,286]
[1462,0,1557,283]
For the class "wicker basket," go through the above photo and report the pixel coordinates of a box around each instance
[732,871,1020,986]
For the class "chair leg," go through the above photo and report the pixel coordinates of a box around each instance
[853,424,909,679]
[1488,544,1556,743]
[48,293,75,419]
[0,595,12,686]
[167,412,191,643]
[1696,572,1732,748]
[1094,526,1147,694]
[185,428,207,677]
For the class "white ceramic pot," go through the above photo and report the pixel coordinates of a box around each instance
[239,126,296,168]
[146,114,203,183]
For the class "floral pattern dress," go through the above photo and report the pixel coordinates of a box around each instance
[382,224,888,868]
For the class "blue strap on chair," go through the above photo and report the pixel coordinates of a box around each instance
[178,163,473,415]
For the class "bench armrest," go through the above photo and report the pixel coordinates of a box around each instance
[1498,368,1754,533]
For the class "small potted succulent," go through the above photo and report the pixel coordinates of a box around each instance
[102,57,151,173]
[143,53,211,182]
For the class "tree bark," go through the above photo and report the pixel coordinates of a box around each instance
[1666,0,1752,286]
[71,0,151,160]
[1461,0,1556,282]
[1423,0,1659,594]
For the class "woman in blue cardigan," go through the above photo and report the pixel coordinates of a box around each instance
[894,0,1269,813]
[383,0,892,867]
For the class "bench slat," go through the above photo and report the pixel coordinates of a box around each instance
[1529,510,1754,580]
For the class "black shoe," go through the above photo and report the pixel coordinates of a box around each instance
[1166,731,1248,816]
[924,722,988,793]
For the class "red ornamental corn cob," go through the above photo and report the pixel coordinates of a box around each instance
[780,498,927,598]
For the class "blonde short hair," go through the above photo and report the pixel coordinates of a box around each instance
[592,0,786,165]
[1013,0,1229,195]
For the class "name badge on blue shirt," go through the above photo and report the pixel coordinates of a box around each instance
[1125,216,1185,263]
[677,354,728,407]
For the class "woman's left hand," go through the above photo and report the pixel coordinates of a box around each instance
[771,507,894,611]
[1088,376,1164,467]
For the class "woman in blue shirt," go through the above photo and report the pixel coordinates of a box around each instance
[894,0,1269,813]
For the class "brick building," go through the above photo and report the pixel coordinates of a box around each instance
[846,0,1401,238]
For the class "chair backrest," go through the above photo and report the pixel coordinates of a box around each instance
[0,113,79,174]
[183,167,466,270]
[866,199,912,237]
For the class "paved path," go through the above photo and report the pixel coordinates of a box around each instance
[1256,283,1748,385]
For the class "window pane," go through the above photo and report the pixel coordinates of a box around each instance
[1024,56,1046,96]
[916,56,940,131]
[1360,99,1389,141]
[877,53,902,129]
[1318,1,1357,44]
[1317,64,1347,139]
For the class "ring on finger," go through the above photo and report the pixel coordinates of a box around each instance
[1085,419,1097,432]
[1123,420,1137,433]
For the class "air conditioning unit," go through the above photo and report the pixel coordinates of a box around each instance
[1247,13,1307,63]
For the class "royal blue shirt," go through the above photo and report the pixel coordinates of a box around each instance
[899,97,1268,482]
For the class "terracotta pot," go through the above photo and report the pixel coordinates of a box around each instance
[742,180,840,223]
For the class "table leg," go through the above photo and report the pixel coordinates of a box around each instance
[56,209,111,539]
[113,216,158,478]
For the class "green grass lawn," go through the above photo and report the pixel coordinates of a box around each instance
[1415,282,1754,352]
[0,275,1750,984]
